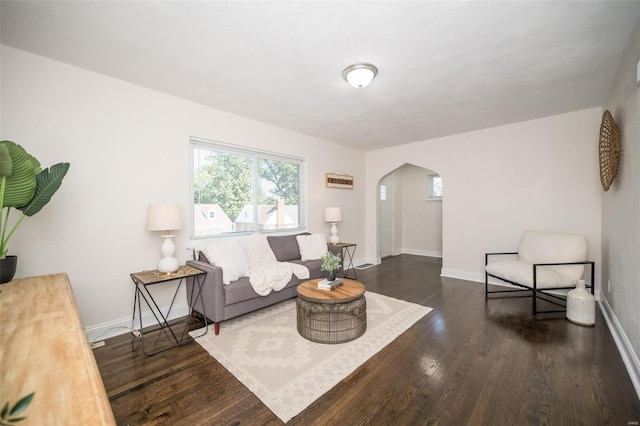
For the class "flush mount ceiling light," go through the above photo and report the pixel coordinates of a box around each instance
[342,63,378,88]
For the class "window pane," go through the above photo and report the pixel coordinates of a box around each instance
[432,176,443,197]
[258,158,300,230]
[193,147,254,236]
[380,184,387,201]
[191,139,303,238]
[429,174,443,199]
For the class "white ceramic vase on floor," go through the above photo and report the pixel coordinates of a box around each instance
[566,279,595,326]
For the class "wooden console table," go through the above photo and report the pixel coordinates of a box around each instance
[0,273,115,424]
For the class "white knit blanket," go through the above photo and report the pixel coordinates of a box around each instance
[243,234,309,296]
[246,262,310,296]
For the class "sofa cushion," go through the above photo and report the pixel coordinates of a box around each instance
[224,277,259,305]
[224,266,317,305]
[290,258,323,278]
[297,233,328,261]
[518,230,587,280]
[268,232,310,262]
[486,259,576,289]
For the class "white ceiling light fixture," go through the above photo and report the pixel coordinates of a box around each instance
[342,63,378,89]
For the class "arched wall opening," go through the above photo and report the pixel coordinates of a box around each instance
[377,163,443,260]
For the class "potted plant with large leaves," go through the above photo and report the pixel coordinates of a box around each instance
[0,140,70,283]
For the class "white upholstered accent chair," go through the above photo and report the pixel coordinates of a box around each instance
[485,230,595,316]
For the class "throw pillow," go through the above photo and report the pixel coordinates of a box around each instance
[297,233,328,261]
[267,232,310,262]
[198,239,249,284]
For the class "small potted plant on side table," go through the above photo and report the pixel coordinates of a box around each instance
[320,251,341,282]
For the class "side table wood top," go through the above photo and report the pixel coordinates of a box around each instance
[297,278,365,304]
[130,264,205,285]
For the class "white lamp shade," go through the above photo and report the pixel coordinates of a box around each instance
[324,207,342,223]
[146,204,182,231]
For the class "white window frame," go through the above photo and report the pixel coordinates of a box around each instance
[190,137,305,238]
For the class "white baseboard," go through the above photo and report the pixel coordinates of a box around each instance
[598,295,640,401]
[354,263,376,270]
[85,303,190,343]
[440,269,528,287]
[351,257,368,269]
[399,248,443,258]
[354,257,381,268]
[440,268,484,282]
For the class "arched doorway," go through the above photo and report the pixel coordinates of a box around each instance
[377,163,443,260]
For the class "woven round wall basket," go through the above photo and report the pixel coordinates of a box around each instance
[598,110,620,192]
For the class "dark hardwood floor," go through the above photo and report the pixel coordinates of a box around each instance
[94,254,640,425]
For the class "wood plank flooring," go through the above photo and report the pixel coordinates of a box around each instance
[94,254,640,425]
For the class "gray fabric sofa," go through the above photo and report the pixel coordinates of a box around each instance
[186,233,343,335]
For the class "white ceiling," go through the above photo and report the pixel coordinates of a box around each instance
[1,1,639,151]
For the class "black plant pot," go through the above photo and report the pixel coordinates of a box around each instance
[326,270,336,282]
[0,255,18,284]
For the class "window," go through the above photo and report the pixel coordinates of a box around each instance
[429,174,443,199]
[191,138,304,238]
[379,184,387,201]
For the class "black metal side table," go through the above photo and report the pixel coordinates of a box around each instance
[130,265,207,356]
[330,242,357,280]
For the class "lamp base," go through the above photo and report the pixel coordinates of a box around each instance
[329,223,340,244]
[157,235,179,273]
[158,257,179,273]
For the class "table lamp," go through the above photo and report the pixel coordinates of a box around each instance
[324,207,342,244]
[146,204,182,273]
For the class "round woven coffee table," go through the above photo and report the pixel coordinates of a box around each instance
[296,278,366,344]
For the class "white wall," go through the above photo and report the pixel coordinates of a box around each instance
[364,108,603,287]
[0,46,366,338]
[397,165,442,257]
[600,21,640,395]
[378,173,395,257]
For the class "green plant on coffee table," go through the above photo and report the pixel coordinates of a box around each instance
[320,251,341,272]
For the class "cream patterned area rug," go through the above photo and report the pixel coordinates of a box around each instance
[190,292,433,423]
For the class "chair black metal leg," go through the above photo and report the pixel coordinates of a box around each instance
[484,254,489,300]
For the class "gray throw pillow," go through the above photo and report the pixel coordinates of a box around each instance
[267,232,310,262]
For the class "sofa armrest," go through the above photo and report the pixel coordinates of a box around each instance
[186,259,225,323]
[532,260,595,292]
[532,261,594,267]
